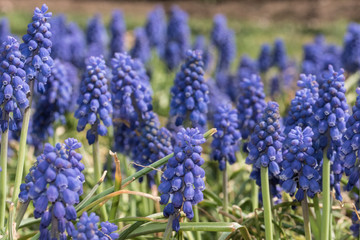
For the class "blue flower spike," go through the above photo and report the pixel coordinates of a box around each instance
[159,128,206,232]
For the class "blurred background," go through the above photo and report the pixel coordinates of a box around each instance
[1,0,359,60]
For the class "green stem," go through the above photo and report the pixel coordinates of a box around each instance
[251,180,258,211]
[260,167,273,240]
[12,81,34,205]
[194,206,201,240]
[163,214,175,240]
[93,134,108,220]
[302,195,312,240]
[223,163,228,218]
[313,195,321,230]
[321,154,330,240]
[0,118,9,229]
[109,153,122,220]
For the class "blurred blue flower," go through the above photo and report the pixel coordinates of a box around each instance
[164,6,190,70]
[211,104,241,170]
[130,27,151,64]
[31,60,73,153]
[20,4,53,94]
[110,10,126,57]
[133,112,173,186]
[342,23,360,73]
[0,18,10,44]
[258,44,272,73]
[86,14,108,58]
[159,128,206,232]
[237,75,266,141]
[272,39,287,71]
[74,56,113,145]
[145,6,166,56]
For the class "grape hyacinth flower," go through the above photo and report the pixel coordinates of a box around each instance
[0,36,30,131]
[0,18,10,44]
[66,22,86,67]
[280,126,321,201]
[211,104,241,170]
[164,6,190,70]
[133,112,173,186]
[75,56,113,145]
[70,212,119,239]
[246,101,284,200]
[20,4,53,93]
[216,29,236,73]
[50,15,67,60]
[86,14,108,58]
[272,39,287,71]
[206,78,231,122]
[270,75,280,99]
[145,6,166,55]
[130,27,151,64]
[31,60,73,154]
[284,74,319,134]
[309,65,349,201]
[159,128,206,232]
[258,44,272,73]
[19,138,84,239]
[339,88,360,191]
[169,50,209,129]
[111,52,152,130]
[237,75,266,142]
[210,14,228,48]
[341,23,360,73]
[110,10,126,57]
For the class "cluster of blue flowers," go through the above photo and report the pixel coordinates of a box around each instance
[237,75,266,142]
[145,6,166,55]
[339,87,360,192]
[284,74,318,134]
[206,78,231,122]
[31,60,73,153]
[280,126,321,201]
[164,6,190,70]
[86,14,108,57]
[70,212,119,239]
[169,50,209,129]
[75,56,113,144]
[350,182,360,238]
[20,4,53,93]
[309,65,349,201]
[130,27,150,64]
[110,10,126,57]
[19,138,84,239]
[0,36,30,132]
[159,128,206,231]
[246,101,284,201]
[133,112,173,186]
[211,104,241,170]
